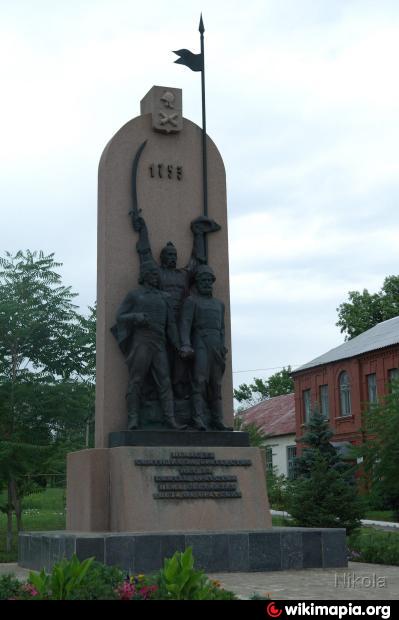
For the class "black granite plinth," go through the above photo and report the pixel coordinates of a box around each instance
[19,527,347,573]
[108,430,250,448]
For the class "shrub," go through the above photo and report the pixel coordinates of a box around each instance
[287,455,364,534]
[360,386,399,520]
[288,409,364,534]
[28,554,94,600]
[0,549,237,600]
[157,547,209,600]
[0,574,24,600]
[115,577,158,601]
[155,547,237,600]
[70,562,126,600]
[266,469,289,510]
[349,529,399,565]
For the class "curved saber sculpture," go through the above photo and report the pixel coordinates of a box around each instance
[130,139,147,223]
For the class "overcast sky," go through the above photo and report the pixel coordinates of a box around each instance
[1,0,399,390]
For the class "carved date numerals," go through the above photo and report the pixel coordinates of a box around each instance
[149,163,183,180]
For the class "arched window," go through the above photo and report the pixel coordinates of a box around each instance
[339,371,352,417]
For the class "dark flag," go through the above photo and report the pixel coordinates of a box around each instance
[173,49,203,72]
[173,14,209,232]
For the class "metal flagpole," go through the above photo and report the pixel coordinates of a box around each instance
[199,14,208,220]
[173,15,209,260]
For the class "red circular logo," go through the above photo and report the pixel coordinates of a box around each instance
[266,602,283,618]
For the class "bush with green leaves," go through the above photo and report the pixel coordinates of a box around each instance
[157,547,210,600]
[156,547,236,600]
[266,468,289,510]
[28,554,94,600]
[0,574,24,600]
[0,550,237,600]
[360,383,399,519]
[349,529,399,565]
[70,562,126,600]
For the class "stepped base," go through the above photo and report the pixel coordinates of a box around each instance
[19,528,347,573]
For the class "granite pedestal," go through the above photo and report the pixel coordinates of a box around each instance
[66,437,272,533]
[19,432,347,573]
[19,528,347,573]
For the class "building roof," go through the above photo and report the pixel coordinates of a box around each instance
[241,393,296,437]
[293,315,399,374]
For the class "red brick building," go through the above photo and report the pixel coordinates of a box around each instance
[292,316,399,451]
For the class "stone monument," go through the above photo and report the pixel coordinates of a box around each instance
[19,22,347,573]
[64,83,273,540]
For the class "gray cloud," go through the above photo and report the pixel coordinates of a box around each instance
[1,0,399,391]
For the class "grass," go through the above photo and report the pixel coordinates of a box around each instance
[349,526,399,565]
[272,515,293,526]
[364,510,397,523]
[0,487,66,563]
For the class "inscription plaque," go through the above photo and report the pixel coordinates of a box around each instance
[135,451,252,500]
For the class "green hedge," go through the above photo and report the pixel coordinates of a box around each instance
[349,528,399,565]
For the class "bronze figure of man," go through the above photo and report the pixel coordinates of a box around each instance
[111,261,186,431]
[179,265,229,431]
[131,211,220,399]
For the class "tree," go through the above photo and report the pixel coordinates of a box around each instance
[0,251,95,549]
[294,407,338,477]
[360,382,399,519]
[336,275,399,340]
[233,367,293,408]
[286,408,364,534]
[233,416,268,447]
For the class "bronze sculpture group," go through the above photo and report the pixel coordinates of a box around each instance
[112,210,229,432]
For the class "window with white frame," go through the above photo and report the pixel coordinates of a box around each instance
[287,445,297,480]
[319,384,329,419]
[339,371,352,417]
[367,373,378,404]
[265,447,273,473]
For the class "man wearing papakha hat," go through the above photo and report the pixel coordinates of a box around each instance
[179,264,230,431]
[111,259,186,431]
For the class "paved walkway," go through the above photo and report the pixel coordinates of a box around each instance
[208,562,399,600]
[2,561,398,600]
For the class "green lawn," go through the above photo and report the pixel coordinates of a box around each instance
[349,526,399,565]
[0,488,66,563]
[271,515,293,526]
[364,510,397,523]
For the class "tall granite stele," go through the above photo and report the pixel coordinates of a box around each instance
[19,87,348,574]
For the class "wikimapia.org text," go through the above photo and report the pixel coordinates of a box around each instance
[266,602,390,619]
